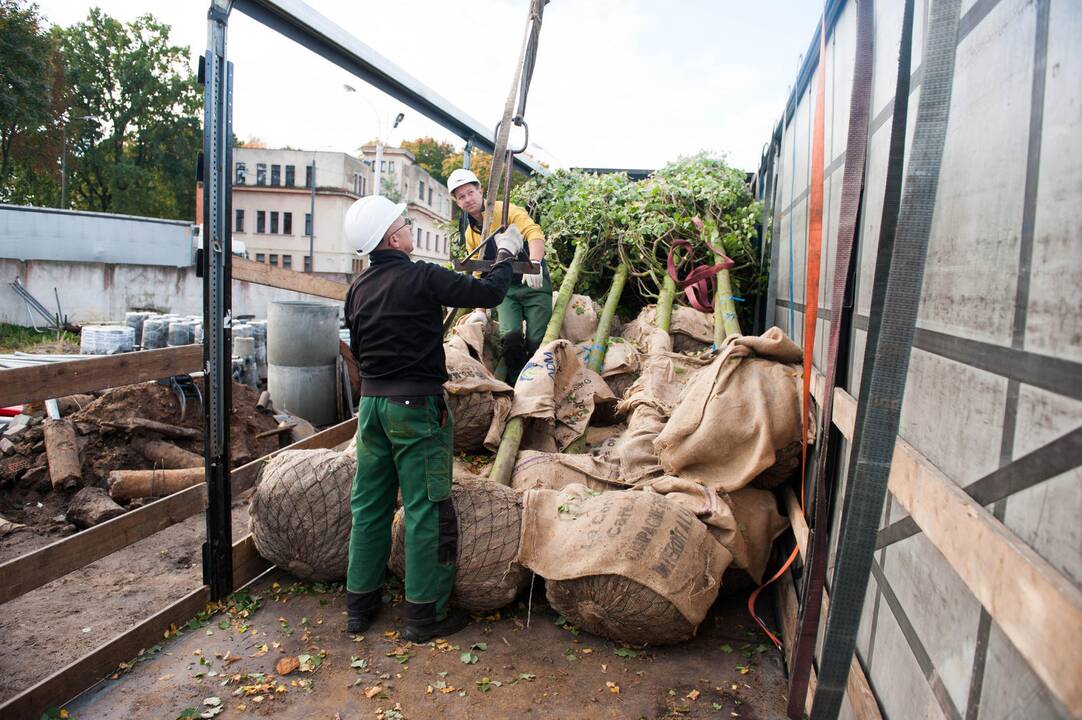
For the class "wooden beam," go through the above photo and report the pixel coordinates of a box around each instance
[0,586,210,720]
[0,486,206,605]
[810,371,1082,713]
[889,438,1082,714]
[783,488,884,720]
[233,256,349,301]
[0,535,273,720]
[0,417,355,606]
[0,345,202,408]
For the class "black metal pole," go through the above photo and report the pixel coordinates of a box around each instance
[201,0,235,600]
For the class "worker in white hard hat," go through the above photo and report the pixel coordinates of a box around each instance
[447,168,551,383]
[340,194,523,642]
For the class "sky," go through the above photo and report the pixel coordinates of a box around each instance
[33,0,823,173]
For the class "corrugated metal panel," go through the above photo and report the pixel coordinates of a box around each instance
[0,205,195,267]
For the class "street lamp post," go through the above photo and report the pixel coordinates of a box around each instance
[342,85,405,198]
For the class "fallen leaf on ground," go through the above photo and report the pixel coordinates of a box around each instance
[275,657,300,676]
[363,685,382,699]
[606,681,620,694]
[687,689,701,700]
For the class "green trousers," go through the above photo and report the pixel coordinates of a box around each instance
[347,395,456,619]
[497,273,553,349]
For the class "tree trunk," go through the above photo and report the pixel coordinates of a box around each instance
[137,439,203,469]
[490,242,589,486]
[100,416,201,440]
[655,274,678,332]
[44,418,82,491]
[713,266,742,345]
[108,467,204,501]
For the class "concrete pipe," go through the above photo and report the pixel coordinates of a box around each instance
[267,301,340,426]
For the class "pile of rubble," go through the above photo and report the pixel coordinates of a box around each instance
[0,379,289,539]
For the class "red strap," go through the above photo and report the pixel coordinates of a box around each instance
[666,238,735,313]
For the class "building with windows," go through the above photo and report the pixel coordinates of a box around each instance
[359,145,453,264]
[232,147,372,274]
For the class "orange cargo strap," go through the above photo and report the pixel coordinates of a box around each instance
[747,10,828,655]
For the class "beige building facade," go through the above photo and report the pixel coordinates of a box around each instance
[232,147,372,274]
[359,145,452,265]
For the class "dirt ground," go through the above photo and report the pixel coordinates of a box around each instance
[63,568,788,720]
[0,497,253,705]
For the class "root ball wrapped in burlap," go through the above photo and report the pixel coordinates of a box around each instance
[518,485,731,645]
[389,480,529,611]
[249,449,355,582]
[444,341,513,452]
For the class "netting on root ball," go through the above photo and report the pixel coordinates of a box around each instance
[389,480,529,611]
[249,449,355,582]
[446,390,497,452]
[545,575,697,645]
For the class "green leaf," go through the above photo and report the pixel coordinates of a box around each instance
[350,656,368,670]
[176,710,200,720]
[470,642,488,651]
[720,644,733,653]
[613,647,639,658]
[460,652,478,665]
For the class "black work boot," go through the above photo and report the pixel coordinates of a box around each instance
[404,601,469,644]
[500,331,528,385]
[345,589,382,634]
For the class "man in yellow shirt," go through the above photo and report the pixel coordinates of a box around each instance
[447,168,552,383]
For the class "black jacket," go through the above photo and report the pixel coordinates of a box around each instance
[345,249,512,396]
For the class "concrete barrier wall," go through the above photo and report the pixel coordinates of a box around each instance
[762,1,1080,718]
[0,258,348,325]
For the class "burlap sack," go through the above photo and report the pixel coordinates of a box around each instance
[615,404,667,483]
[510,450,627,493]
[718,487,790,583]
[444,343,513,452]
[518,485,731,644]
[450,312,500,372]
[557,293,599,343]
[388,479,530,611]
[249,449,355,582]
[622,305,714,353]
[509,339,615,451]
[574,337,641,401]
[616,349,714,417]
[653,328,804,492]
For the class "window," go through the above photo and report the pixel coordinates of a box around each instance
[360,176,367,196]
[426,231,431,250]
[234,209,244,233]
[270,211,279,234]
[380,160,385,172]
[256,163,267,186]
[352,258,364,274]
[235,162,247,184]
[282,255,292,269]
[256,253,265,263]
[283,212,292,235]
[285,165,295,187]
[304,255,312,272]
[256,211,266,234]
[271,164,281,186]
[388,161,395,174]
[428,188,433,205]
[304,213,312,236]
[269,254,278,267]
[418,180,425,200]
[305,165,313,188]
[416,227,422,245]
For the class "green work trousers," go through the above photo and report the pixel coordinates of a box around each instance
[497,272,553,349]
[347,395,456,619]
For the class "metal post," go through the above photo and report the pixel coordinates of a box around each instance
[308,155,315,272]
[201,0,235,601]
[457,141,472,242]
[373,142,383,197]
[60,124,68,210]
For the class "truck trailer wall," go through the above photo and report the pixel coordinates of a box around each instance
[0,259,347,325]
[760,1,1080,718]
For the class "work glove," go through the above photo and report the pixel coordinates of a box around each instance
[493,225,524,260]
[467,309,488,324]
[522,260,545,289]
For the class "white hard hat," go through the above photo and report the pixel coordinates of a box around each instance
[343,196,407,255]
[447,168,480,193]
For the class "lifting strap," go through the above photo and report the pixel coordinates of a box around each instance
[809,0,959,716]
[786,0,875,715]
[665,234,735,313]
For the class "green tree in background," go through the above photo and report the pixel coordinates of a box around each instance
[59,9,200,219]
[0,0,64,204]
[400,136,454,185]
